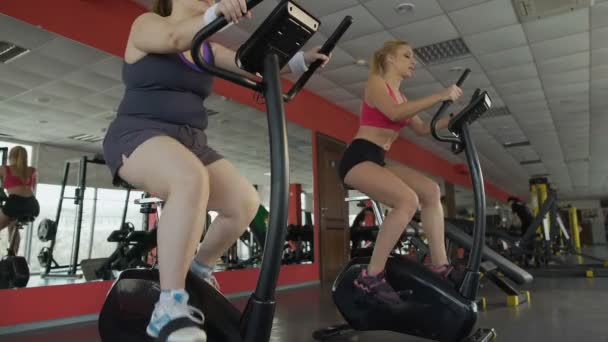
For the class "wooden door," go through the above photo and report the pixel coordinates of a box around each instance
[316,133,349,283]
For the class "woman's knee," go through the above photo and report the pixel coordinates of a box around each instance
[419,181,442,207]
[169,164,209,204]
[393,188,419,217]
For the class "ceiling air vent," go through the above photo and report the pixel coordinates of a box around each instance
[69,134,104,143]
[413,38,470,65]
[0,41,30,64]
[520,159,542,165]
[513,0,594,22]
[503,140,530,148]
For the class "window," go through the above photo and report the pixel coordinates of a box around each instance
[27,184,143,274]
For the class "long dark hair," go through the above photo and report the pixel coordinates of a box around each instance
[152,0,172,16]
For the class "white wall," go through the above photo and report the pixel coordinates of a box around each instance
[36,144,114,189]
[558,199,601,209]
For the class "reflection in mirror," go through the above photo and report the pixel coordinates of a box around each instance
[204,98,314,270]
[0,13,318,288]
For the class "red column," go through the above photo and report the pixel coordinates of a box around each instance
[288,184,302,225]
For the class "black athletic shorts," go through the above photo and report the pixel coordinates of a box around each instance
[338,139,386,182]
[1,194,40,220]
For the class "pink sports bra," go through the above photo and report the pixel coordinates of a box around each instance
[2,166,35,189]
[360,81,410,131]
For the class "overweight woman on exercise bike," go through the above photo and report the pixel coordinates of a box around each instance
[101,0,331,341]
[0,146,40,256]
[338,40,463,306]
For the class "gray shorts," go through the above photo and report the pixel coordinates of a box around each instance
[102,115,223,187]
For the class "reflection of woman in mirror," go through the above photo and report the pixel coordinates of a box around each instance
[0,146,40,256]
[338,40,463,306]
[101,0,331,339]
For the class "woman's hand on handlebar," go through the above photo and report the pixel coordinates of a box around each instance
[439,84,463,102]
[215,0,252,24]
[303,46,332,68]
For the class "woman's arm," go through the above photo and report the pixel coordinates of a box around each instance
[129,0,249,54]
[408,114,451,136]
[209,43,330,78]
[366,75,462,122]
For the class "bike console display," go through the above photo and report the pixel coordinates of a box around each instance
[448,91,492,134]
[236,0,320,75]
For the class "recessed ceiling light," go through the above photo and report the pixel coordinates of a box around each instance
[394,3,415,14]
[35,97,50,103]
[354,59,368,66]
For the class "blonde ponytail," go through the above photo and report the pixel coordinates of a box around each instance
[369,40,410,75]
[9,146,28,182]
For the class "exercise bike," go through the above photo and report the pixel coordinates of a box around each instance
[97,1,352,341]
[0,189,33,289]
[314,71,497,342]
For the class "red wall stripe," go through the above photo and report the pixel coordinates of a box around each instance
[0,263,317,327]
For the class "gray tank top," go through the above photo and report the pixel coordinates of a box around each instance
[116,42,214,130]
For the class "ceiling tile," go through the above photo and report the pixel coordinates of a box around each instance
[591,1,608,29]
[81,93,122,110]
[487,63,538,84]
[427,57,483,82]
[341,31,396,61]
[523,8,588,43]
[448,0,518,36]
[477,46,533,70]
[37,37,109,67]
[591,48,608,67]
[336,99,363,115]
[319,87,357,103]
[303,75,340,92]
[495,78,542,96]
[591,26,608,50]
[0,80,28,99]
[64,70,120,92]
[60,101,107,116]
[0,14,55,49]
[464,24,526,55]
[541,68,589,88]
[404,68,437,86]
[11,89,72,108]
[10,52,75,79]
[403,82,445,100]
[591,64,608,80]
[104,85,126,99]
[502,90,545,104]
[544,82,589,98]
[437,0,491,12]
[297,0,359,17]
[537,51,590,75]
[38,81,95,100]
[0,64,52,90]
[530,32,589,61]
[344,81,367,98]
[319,5,384,42]
[89,57,123,81]
[314,46,355,71]
[322,64,370,85]
[390,15,459,49]
[363,0,443,28]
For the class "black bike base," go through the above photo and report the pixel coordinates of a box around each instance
[464,328,496,342]
[313,325,496,342]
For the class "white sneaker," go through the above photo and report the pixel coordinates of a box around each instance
[146,290,207,342]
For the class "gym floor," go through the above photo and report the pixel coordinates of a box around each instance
[2,274,608,342]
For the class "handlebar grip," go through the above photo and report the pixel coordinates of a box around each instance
[455,69,471,87]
